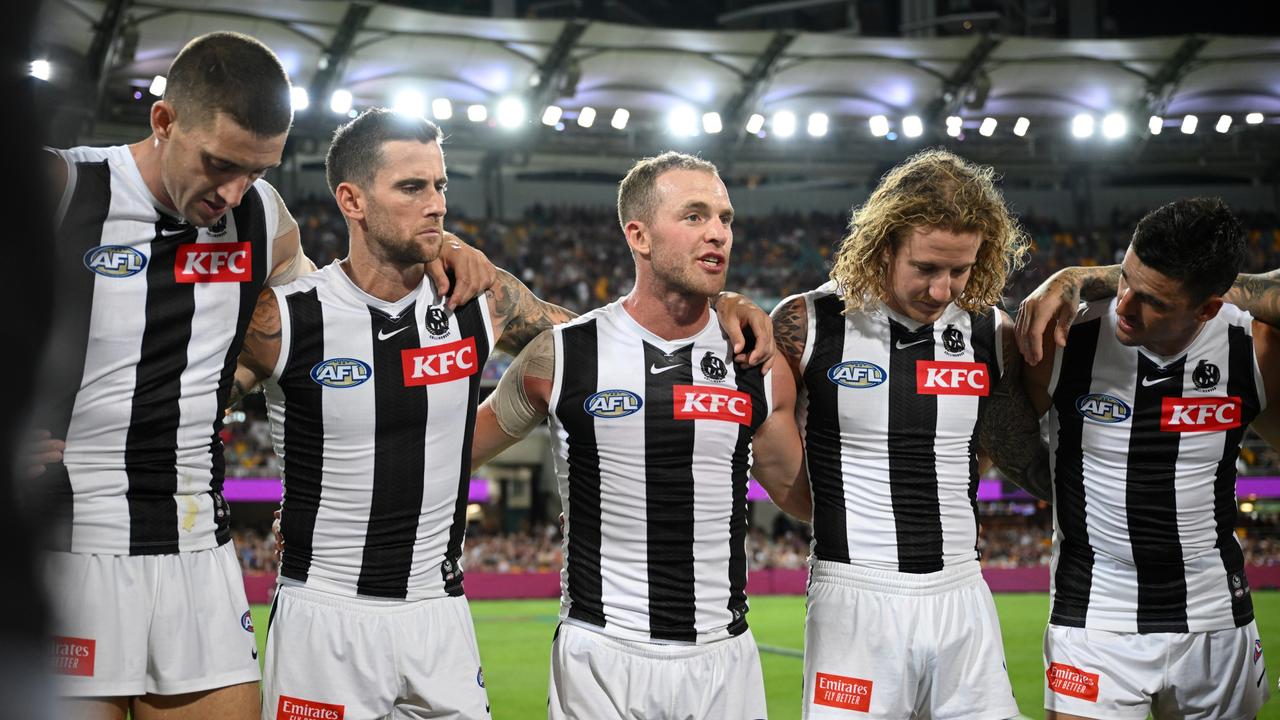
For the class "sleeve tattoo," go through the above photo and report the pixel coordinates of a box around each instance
[489,270,577,355]
[771,297,807,365]
[1228,271,1280,327]
[980,344,1053,502]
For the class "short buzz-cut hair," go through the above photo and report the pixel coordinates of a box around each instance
[1131,197,1246,303]
[163,32,293,137]
[325,108,443,194]
[617,151,719,231]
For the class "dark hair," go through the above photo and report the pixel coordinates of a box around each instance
[163,32,292,137]
[325,109,443,194]
[1131,197,1245,302]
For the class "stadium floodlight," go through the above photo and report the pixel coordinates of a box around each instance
[667,106,699,136]
[467,104,488,122]
[946,115,963,128]
[869,115,890,137]
[1013,117,1030,137]
[329,89,353,114]
[979,117,997,137]
[611,108,630,130]
[432,98,453,120]
[745,113,765,134]
[149,75,167,97]
[1071,113,1095,139]
[773,111,797,138]
[290,87,309,112]
[1181,114,1198,134]
[497,97,525,128]
[1216,114,1232,133]
[577,106,596,128]
[702,112,723,134]
[542,105,563,126]
[902,115,923,138]
[30,59,50,81]
[807,112,828,138]
[393,90,426,118]
[1148,115,1163,135]
[1101,112,1127,139]
[1246,112,1264,125]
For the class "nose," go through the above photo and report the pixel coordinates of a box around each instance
[215,175,254,208]
[424,187,446,219]
[705,218,730,247]
[929,275,952,303]
[1116,287,1135,315]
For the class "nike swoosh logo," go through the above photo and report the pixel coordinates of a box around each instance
[650,363,682,374]
[895,338,931,350]
[1141,375,1175,387]
[378,326,411,341]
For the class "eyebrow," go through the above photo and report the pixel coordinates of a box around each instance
[205,152,279,174]
[1119,269,1168,307]
[681,201,733,218]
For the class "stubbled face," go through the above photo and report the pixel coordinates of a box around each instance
[358,140,448,265]
[1113,246,1207,354]
[159,111,286,226]
[643,169,734,298]
[882,226,982,324]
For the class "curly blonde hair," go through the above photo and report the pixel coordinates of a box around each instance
[829,148,1029,315]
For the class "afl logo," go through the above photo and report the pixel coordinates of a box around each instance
[584,389,643,418]
[84,245,147,277]
[1076,393,1132,423]
[828,360,887,389]
[310,358,372,388]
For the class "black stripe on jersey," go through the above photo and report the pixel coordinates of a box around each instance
[967,311,997,560]
[208,190,268,546]
[888,319,942,574]
[44,160,112,551]
[358,304,428,599]
[1127,354,1189,632]
[1049,317,1101,627]
[727,362,767,636]
[124,215,199,554]
[1215,324,1259,626]
[804,294,850,563]
[557,320,606,627]
[644,342,698,642]
[279,289,325,584]
[442,299,491,596]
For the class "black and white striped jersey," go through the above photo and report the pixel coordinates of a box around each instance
[1047,298,1262,632]
[265,262,493,600]
[548,301,771,644]
[789,282,1002,574]
[39,144,279,555]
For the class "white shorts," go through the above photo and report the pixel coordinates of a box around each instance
[45,543,259,697]
[1043,622,1270,719]
[803,561,1019,720]
[262,584,490,720]
[548,621,767,720]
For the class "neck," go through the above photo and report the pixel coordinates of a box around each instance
[621,272,712,340]
[1143,322,1206,359]
[128,135,180,215]
[342,232,426,302]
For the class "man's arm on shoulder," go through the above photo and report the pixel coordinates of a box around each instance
[711,292,775,369]
[769,294,808,386]
[1248,319,1280,447]
[487,270,578,356]
[750,359,812,521]
[229,288,282,409]
[1227,270,1280,328]
[473,329,555,468]
[980,315,1052,502]
[1015,264,1119,365]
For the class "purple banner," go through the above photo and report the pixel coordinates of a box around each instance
[224,477,491,504]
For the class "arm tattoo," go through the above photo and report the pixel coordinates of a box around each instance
[491,270,577,355]
[1228,273,1280,328]
[771,297,807,364]
[979,336,1053,502]
[1073,265,1121,302]
[228,377,254,410]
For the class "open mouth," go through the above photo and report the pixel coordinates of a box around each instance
[698,254,725,271]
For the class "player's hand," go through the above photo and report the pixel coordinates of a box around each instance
[272,509,284,562]
[427,233,497,311]
[23,429,65,478]
[1015,271,1081,366]
[715,292,775,373]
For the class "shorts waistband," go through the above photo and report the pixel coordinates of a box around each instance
[559,620,751,660]
[809,559,983,595]
[277,582,461,615]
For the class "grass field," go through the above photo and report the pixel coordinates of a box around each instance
[251,591,1280,719]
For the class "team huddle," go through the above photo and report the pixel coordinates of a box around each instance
[33,30,1279,720]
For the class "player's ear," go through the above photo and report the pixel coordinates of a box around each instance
[1196,296,1224,323]
[334,182,365,222]
[625,220,651,258]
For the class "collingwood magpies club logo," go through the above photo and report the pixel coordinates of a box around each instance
[207,214,228,237]
[942,325,966,355]
[1193,359,1220,391]
[425,307,451,338]
[700,351,728,381]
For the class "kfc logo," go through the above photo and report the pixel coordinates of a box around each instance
[1160,397,1242,432]
[52,636,95,677]
[174,242,251,283]
[1047,662,1099,702]
[813,672,872,712]
[402,337,478,386]
[277,696,344,720]
[915,361,989,396]
[672,385,752,425]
